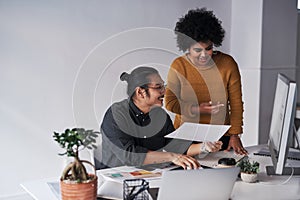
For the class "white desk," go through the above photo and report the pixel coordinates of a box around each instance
[21,145,300,200]
[21,177,59,200]
[231,145,300,200]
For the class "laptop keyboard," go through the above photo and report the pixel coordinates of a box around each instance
[253,148,300,160]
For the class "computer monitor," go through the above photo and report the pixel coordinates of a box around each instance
[266,73,299,175]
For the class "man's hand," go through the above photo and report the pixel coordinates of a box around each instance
[172,154,201,169]
[200,141,223,153]
[225,135,248,155]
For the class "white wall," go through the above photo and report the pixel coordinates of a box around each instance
[230,0,263,146]
[297,12,300,102]
[0,0,234,197]
[1,0,298,198]
[230,0,299,146]
[259,0,298,143]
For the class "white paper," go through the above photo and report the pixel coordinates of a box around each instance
[98,181,123,200]
[165,123,230,142]
[47,182,60,200]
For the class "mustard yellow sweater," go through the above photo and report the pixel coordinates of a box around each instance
[165,51,244,135]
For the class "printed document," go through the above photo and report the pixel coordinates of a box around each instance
[165,122,230,142]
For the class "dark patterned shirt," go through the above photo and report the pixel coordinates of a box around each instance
[98,99,191,169]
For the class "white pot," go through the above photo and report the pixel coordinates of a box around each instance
[241,172,258,183]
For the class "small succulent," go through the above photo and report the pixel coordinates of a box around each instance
[237,158,259,174]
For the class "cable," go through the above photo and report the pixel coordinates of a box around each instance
[279,163,294,185]
[258,162,294,185]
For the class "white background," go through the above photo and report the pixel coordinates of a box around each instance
[0,0,299,198]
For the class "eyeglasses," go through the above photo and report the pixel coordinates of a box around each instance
[146,84,167,92]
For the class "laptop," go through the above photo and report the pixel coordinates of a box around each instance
[157,167,240,200]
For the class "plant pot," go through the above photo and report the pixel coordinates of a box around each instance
[60,174,98,200]
[240,172,258,183]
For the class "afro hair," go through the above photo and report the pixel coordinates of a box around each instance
[175,8,225,52]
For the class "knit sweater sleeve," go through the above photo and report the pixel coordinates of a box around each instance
[165,58,197,118]
[225,56,244,135]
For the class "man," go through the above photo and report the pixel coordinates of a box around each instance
[99,66,222,169]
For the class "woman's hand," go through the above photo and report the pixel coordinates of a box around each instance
[171,154,201,169]
[192,101,224,115]
[225,135,248,155]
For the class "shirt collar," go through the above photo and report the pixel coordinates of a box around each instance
[129,99,145,117]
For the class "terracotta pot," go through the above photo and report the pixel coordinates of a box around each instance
[240,172,258,183]
[60,174,98,200]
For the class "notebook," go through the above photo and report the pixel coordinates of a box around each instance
[157,167,240,200]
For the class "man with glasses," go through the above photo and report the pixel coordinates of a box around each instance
[99,66,222,170]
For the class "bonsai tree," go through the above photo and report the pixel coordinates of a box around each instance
[53,128,100,182]
[237,158,260,174]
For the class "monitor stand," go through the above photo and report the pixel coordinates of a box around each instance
[266,166,300,175]
[294,124,300,149]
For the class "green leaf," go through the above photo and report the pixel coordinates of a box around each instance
[53,127,100,158]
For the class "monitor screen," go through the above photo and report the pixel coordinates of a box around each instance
[267,73,297,175]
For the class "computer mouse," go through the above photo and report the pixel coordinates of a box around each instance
[217,158,236,168]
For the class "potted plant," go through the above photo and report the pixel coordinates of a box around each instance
[237,158,260,183]
[53,128,100,200]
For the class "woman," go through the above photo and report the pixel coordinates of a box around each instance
[99,66,222,169]
[165,8,247,155]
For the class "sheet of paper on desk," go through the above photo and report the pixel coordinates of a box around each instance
[101,166,161,184]
[47,182,60,200]
[165,122,230,142]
